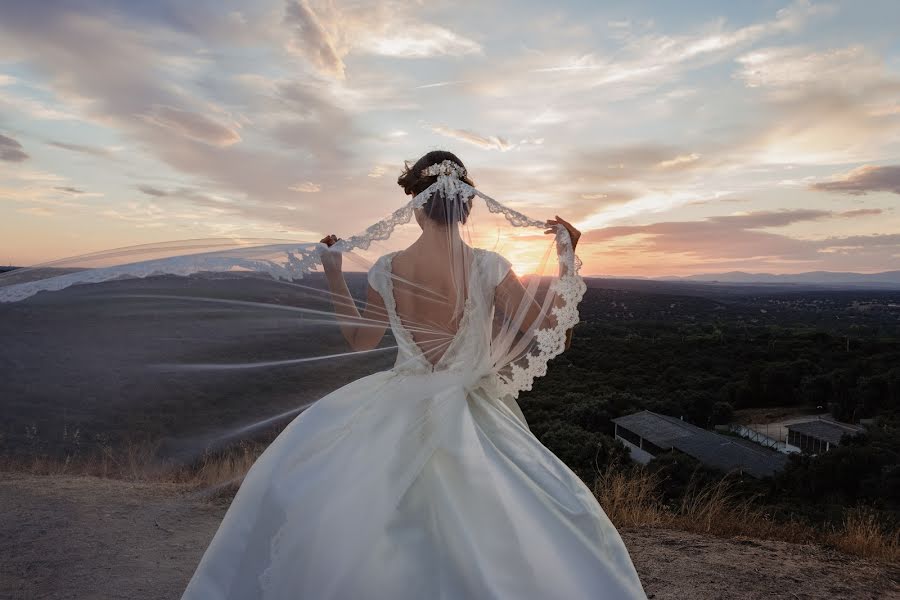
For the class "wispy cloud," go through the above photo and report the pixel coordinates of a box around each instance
[140,105,241,147]
[736,44,900,164]
[0,89,75,120]
[18,206,55,217]
[432,125,514,151]
[0,133,29,162]
[289,181,322,193]
[567,144,714,184]
[48,140,113,158]
[284,0,346,78]
[581,209,899,274]
[359,24,481,59]
[811,165,900,195]
[135,184,240,210]
[53,186,87,195]
[527,0,832,89]
[431,125,543,152]
[415,80,469,89]
[136,184,169,197]
[284,0,480,78]
[839,208,882,217]
[736,45,880,90]
[368,165,388,178]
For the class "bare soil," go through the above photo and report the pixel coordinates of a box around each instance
[1,473,897,600]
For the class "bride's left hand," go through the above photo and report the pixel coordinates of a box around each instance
[320,234,343,272]
[545,216,581,250]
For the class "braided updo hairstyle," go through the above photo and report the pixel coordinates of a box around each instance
[397,150,474,225]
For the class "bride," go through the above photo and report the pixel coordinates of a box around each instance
[180,151,647,599]
[0,150,647,599]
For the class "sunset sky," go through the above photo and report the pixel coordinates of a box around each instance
[0,0,898,276]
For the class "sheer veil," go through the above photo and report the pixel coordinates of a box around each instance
[0,156,586,475]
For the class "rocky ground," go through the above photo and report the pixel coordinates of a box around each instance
[1,473,897,600]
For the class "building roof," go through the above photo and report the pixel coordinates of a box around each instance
[613,410,789,478]
[672,433,789,478]
[785,419,865,446]
[611,410,700,447]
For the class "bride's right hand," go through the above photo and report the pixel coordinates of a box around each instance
[545,216,581,250]
[320,234,342,272]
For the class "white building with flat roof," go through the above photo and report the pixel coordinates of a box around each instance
[612,410,789,479]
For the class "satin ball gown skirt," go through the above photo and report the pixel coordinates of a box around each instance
[181,369,648,599]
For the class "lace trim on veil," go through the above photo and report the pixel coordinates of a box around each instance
[496,231,586,400]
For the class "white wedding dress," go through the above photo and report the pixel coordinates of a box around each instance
[180,247,648,600]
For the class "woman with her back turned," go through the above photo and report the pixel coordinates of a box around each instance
[180,149,648,599]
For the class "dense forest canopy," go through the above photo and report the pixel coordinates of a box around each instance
[520,279,900,530]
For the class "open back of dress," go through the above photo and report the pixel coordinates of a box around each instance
[382,247,474,368]
[367,246,513,376]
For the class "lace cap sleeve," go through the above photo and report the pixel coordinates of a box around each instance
[366,253,392,299]
[479,250,513,290]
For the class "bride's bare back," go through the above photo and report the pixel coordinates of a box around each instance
[388,244,474,366]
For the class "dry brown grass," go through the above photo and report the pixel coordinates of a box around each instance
[0,439,266,490]
[593,462,899,565]
[174,441,267,499]
[1,440,170,481]
[828,506,900,564]
[592,463,669,528]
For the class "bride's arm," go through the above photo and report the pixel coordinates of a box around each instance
[320,235,388,351]
[494,217,580,350]
[495,272,574,350]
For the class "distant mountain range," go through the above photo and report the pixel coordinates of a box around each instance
[656,270,900,288]
[3,266,899,289]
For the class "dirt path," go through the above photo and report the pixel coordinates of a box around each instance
[623,527,898,599]
[0,473,223,600]
[1,473,897,599]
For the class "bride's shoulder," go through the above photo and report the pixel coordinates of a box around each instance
[370,250,400,271]
[366,251,399,291]
[474,248,513,284]
[474,247,511,267]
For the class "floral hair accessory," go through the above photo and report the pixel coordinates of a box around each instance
[420,160,467,179]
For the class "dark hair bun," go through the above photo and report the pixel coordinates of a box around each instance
[397,150,474,225]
